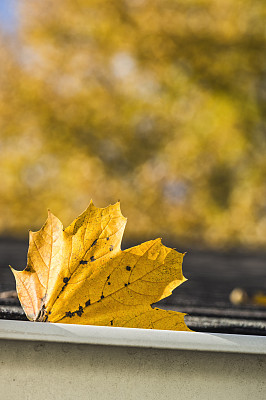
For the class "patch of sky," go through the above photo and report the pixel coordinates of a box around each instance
[0,0,18,34]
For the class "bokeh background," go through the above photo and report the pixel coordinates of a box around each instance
[1,0,266,250]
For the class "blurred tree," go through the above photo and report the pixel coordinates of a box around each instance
[0,0,266,248]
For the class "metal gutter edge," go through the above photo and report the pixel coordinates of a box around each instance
[0,320,265,354]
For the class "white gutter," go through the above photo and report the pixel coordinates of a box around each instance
[0,320,265,354]
[1,320,266,400]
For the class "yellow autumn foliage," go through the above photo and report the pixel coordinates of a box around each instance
[0,0,266,248]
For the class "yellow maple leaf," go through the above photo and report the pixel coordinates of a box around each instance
[11,202,191,331]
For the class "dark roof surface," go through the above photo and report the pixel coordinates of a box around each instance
[1,239,266,335]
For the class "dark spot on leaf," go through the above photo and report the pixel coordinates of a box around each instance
[85,299,91,307]
[124,283,128,287]
[90,256,95,262]
[80,260,88,265]
[109,245,114,251]
[110,320,113,326]
[91,239,97,247]
[107,275,110,280]
[126,266,131,271]
[66,305,84,318]
[106,237,110,241]
[48,311,51,315]
[101,294,104,299]
[61,278,70,294]
[108,282,111,285]
[76,305,84,317]
[25,265,32,272]
[65,311,74,318]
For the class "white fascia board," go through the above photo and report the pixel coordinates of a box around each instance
[0,320,265,354]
